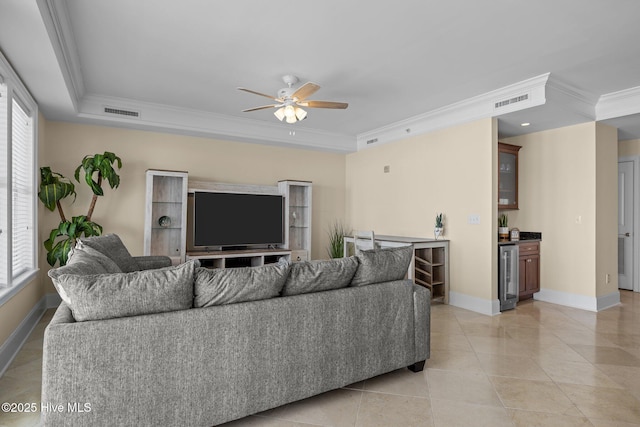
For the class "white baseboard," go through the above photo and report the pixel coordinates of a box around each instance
[534,288,621,312]
[449,291,501,316]
[0,293,61,378]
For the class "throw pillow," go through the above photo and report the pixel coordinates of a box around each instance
[350,245,413,287]
[48,261,110,305]
[281,257,359,296]
[55,260,197,322]
[194,262,290,308]
[77,234,140,273]
[68,245,123,274]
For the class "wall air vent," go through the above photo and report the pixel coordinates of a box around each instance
[494,94,529,109]
[366,138,378,145]
[104,106,140,118]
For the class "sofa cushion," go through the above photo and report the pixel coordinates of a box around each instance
[68,245,123,273]
[194,262,290,307]
[54,260,197,322]
[350,246,413,287]
[282,257,359,296]
[77,234,140,272]
[48,248,123,305]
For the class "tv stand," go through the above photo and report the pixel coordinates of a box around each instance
[186,248,291,269]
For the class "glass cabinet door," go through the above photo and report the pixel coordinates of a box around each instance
[498,143,521,210]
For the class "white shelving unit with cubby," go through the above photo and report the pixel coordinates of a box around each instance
[144,170,188,264]
[278,180,312,262]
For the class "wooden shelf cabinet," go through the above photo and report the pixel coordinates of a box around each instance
[187,249,291,269]
[278,180,312,262]
[498,142,521,210]
[144,170,188,264]
[414,241,449,304]
[518,241,540,300]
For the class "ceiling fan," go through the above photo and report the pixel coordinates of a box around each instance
[238,75,348,124]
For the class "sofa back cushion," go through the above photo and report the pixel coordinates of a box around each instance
[282,257,359,296]
[194,262,290,308]
[350,246,413,287]
[53,260,197,322]
[69,245,123,273]
[77,234,140,272]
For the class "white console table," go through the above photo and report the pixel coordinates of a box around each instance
[343,235,449,303]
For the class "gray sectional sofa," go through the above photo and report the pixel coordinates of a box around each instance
[42,234,430,427]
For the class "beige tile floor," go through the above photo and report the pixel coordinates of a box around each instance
[2,291,640,427]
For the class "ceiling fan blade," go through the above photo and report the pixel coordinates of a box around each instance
[300,100,348,109]
[242,104,280,112]
[292,82,320,101]
[237,87,279,101]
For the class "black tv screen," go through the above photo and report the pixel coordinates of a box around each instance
[193,192,284,248]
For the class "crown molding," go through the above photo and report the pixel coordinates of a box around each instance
[596,85,640,121]
[356,73,550,150]
[79,94,356,153]
[37,0,84,110]
[546,76,597,120]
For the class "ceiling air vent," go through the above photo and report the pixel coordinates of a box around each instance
[104,106,140,118]
[366,138,378,145]
[494,94,529,109]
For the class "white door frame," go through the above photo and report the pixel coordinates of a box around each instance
[619,156,640,292]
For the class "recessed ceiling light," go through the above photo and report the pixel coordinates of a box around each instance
[521,122,531,127]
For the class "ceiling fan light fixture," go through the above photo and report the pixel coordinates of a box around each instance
[284,105,296,119]
[274,107,286,121]
[295,107,307,121]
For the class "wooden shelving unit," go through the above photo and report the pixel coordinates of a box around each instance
[144,170,188,264]
[414,242,449,303]
[278,180,312,262]
[186,248,291,269]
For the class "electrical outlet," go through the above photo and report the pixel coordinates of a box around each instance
[468,214,480,224]
[606,273,610,284]
[383,165,390,173]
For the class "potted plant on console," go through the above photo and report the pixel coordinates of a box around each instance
[434,213,444,239]
[39,152,122,266]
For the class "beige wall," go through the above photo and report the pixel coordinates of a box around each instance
[346,118,498,302]
[619,138,640,157]
[504,122,618,299]
[39,121,347,293]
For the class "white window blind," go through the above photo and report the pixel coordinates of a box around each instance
[0,52,38,297]
[11,97,34,279]
[0,82,7,286]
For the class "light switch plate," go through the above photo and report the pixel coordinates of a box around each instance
[468,214,480,224]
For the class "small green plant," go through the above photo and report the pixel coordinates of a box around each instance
[327,221,350,258]
[435,213,443,228]
[39,151,122,266]
[498,213,508,228]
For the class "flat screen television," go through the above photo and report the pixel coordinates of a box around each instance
[192,191,284,249]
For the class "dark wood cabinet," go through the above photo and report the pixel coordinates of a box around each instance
[518,241,540,300]
[498,142,521,210]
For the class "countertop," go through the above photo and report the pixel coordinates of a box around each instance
[498,238,542,246]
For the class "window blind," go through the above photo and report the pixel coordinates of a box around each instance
[11,97,34,279]
[0,83,7,286]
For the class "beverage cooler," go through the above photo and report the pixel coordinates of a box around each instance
[498,244,519,311]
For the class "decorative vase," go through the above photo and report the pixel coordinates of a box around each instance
[498,226,509,242]
[158,215,171,228]
[434,227,443,240]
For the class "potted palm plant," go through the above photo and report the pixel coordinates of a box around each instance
[39,152,122,266]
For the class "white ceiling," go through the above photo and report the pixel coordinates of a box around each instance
[1,0,640,152]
